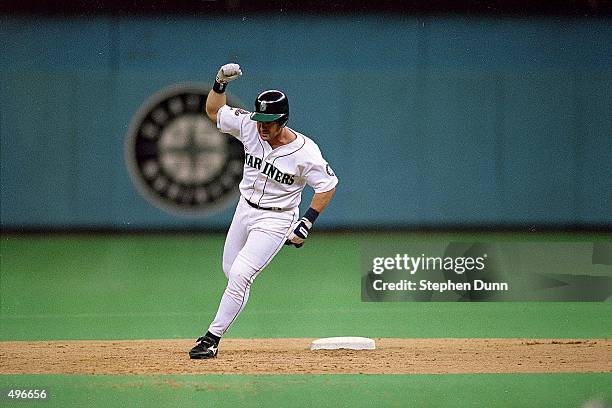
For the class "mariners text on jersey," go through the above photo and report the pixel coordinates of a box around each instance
[244,152,296,186]
[216,105,338,209]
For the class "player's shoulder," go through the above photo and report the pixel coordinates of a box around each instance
[219,105,258,137]
[220,104,253,120]
[287,130,327,167]
[290,129,323,154]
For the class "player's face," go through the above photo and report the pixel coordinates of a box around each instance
[257,121,283,143]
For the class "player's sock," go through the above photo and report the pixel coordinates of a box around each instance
[205,331,221,346]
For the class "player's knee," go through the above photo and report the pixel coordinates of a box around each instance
[225,268,255,302]
[222,260,232,278]
[227,256,257,288]
[229,268,254,288]
[222,250,240,278]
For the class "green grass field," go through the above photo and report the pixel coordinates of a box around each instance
[2,374,610,407]
[1,233,611,407]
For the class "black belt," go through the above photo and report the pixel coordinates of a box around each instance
[244,198,284,212]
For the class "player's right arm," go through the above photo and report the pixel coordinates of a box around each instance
[205,63,242,123]
[205,89,226,123]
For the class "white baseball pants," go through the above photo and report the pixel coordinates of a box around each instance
[207,196,298,337]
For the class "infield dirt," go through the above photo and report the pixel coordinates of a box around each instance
[1,338,610,375]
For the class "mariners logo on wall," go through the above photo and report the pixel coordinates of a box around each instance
[125,84,244,215]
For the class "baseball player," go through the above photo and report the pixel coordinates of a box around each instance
[189,63,338,359]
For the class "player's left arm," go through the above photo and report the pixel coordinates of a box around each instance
[287,187,336,247]
[287,148,338,247]
[310,188,335,213]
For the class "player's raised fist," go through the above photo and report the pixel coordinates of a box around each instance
[216,63,242,84]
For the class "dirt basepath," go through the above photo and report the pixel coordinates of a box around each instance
[1,338,610,375]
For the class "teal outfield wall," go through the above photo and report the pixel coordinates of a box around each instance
[1,16,611,229]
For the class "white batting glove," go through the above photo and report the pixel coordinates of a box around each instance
[216,63,242,84]
[288,217,313,245]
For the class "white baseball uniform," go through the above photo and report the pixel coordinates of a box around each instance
[206,105,338,337]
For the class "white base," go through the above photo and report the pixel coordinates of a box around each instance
[310,337,376,350]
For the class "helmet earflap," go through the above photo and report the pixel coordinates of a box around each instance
[276,114,289,128]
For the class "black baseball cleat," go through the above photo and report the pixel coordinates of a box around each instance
[189,336,218,359]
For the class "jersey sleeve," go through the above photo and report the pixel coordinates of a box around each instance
[304,148,338,193]
[216,105,251,140]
